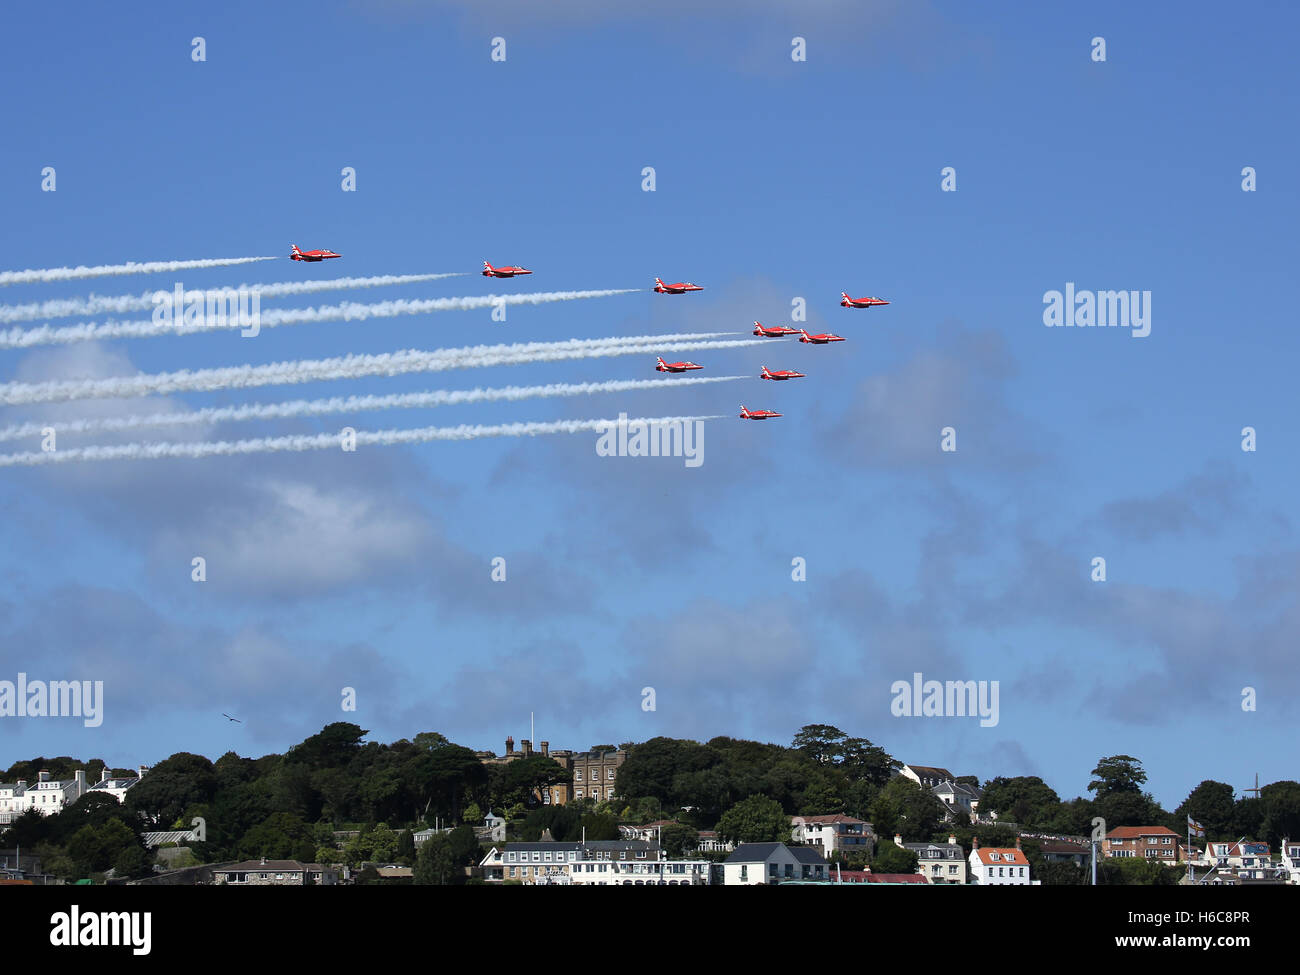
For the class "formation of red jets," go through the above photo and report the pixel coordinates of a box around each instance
[288,246,887,422]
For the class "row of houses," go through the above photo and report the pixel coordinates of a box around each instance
[0,767,148,824]
[476,835,1040,885]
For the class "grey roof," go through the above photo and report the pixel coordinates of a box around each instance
[934,780,982,799]
[789,846,829,865]
[904,843,962,859]
[89,778,139,790]
[725,842,827,866]
[725,843,784,863]
[141,830,199,848]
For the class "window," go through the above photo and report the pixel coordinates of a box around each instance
[575,769,583,781]
[1163,837,1173,845]
[532,852,540,862]
[607,768,615,780]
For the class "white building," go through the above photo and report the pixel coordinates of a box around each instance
[791,815,874,858]
[722,842,829,885]
[968,838,1035,885]
[1281,838,1300,885]
[1201,840,1273,880]
[85,766,147,803]
[485,840,710,885]
[897,833,967,884]
[0,781,27,825]
[20,769,87,817]
[932,779,981,822]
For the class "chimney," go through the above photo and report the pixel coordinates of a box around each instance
[505,736,514,756]
[948,834,957,845]
[100,768,111,783]
[1015,837,1022,851]
[74,769,86,795]
[541,740,549,757]
[16,780,26,790]
[38,770,50,783]
[521,739,533,757]
[137,765,147,779]
[972,837,980,850]
[893,833,904,848]
[260,856,267,865]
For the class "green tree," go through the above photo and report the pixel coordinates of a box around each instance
[616,738,720,808]
[839,738,899,785]
[367,823,399,863]
[870,776,944,840]
[980,776,1061,827]
[445,824,480,869]
[395,829,416,866]
[125,752,217,827]
[1089,755,1147,797]
[285,722,368,768]
[1260,781,1300,846]
[1174,780,1235,839]
[791,725,848,765]
[579,811,620,841]
[798,779,845,816]
[716,795,790,844]
[492,756,571,809]
[869,841,918,874]
[414,833,456,885]
[659,823,698,858]
[66,818,138,875]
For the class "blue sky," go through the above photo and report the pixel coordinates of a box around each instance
[0,1,1296,809]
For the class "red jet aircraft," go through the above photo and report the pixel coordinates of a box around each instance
[656,356,703,373]
[653,277,703,294]
[290,244,341,262]
[760,365,805,381]
[739,405,782,420]
[483,261,532,278]
[798,328,845,344]
[753,321,801,337]
[841,291,890,308]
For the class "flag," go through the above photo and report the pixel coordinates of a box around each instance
[1187,816,1206,837]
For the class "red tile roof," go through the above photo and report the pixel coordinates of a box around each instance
[975,848,1029,866]
[1106,826,1179,839]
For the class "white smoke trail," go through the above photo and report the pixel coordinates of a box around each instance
[0,334,767,405]
[0,256,279,287]
[0,375,749,442]
[0,416,726,467]
[0,288,641,349]
[0,272,470,324]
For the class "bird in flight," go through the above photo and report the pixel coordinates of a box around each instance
[222,713,242,723]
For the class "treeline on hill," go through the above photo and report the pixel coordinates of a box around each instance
[4,722,1298,885]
